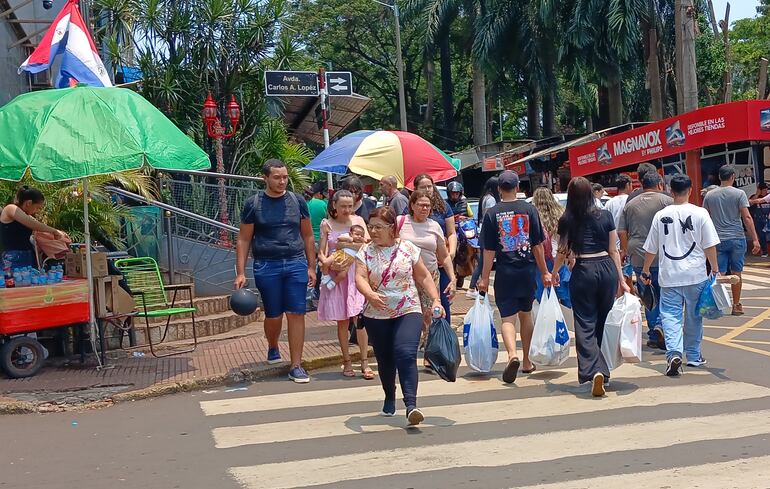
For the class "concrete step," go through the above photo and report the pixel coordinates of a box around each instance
[106,308,262,349]
[145,295,233,323]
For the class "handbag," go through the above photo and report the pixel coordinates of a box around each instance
[356,240,402,329]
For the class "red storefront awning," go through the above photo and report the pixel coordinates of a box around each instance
[568,100,770,178]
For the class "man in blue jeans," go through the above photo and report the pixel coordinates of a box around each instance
[235,159,317,383]
[703,165,761,316]
[642,174,720,376]
[619,171,672,349]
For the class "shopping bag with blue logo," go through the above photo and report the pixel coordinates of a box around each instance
[462,292,499,373]
[530,287,571,366]
[696,275,731,320]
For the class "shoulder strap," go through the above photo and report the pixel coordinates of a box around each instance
[252,191,263,213]
[397,214,407,233]
[368,241,401,292]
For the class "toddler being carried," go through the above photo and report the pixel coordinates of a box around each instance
[321,224,366,289]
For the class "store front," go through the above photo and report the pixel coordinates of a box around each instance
[568,100,770,201]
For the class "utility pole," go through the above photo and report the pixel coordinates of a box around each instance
[318,68,334,190]
[372,0,408,131]
[392,2,408,131]
[677,0,699,113]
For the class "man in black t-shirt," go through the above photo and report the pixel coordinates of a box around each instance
[477,171,552,384]
[235,159,317,384]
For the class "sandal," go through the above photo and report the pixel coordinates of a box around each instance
[362,367,375,380]
[522,364,537,374]
[342,359,355,377]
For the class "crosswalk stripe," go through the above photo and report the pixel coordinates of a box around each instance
[514,455,770,488]
[228,409,770,489]
[199,360,707,417]
[212,381,769,448]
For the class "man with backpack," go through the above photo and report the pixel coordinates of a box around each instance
[235,159,317,383]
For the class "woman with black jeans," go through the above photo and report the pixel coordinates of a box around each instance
[552,177,629,397]
[355,206,442,425]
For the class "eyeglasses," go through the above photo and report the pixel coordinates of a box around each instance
[367,224,392,232]
[414,203,431,208]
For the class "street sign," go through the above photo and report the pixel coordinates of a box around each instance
[325,72,353,96]
[264,71,319,97]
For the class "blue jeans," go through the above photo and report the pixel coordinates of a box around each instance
[252,257,309,318]
[716,238,747,274]
[634,266,662,341]
[659,280,709,362]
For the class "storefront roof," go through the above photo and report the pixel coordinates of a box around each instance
[569,100,770,178]
[282,93,371,146]
[511,124,647,168]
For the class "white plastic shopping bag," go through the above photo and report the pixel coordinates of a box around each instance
[617,292,643,363]
[462,293,499,372]
[602,296,626,370]
[712,282,732,316]
[530,287,571,366]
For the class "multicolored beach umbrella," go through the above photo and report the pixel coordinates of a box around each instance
[305,130,459,189]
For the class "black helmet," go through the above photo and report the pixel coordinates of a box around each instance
[447,181,464,193]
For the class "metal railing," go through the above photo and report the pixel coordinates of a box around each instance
[107,186,245,297]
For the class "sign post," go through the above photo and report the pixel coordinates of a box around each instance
[318,68,333,190]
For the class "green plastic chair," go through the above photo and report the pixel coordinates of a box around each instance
[114,257,197,357]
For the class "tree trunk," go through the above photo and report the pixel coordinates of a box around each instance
[526,83,541,139]
[542,85,557,136]
[608,76,623,126]
[597,85,610,129]
[439,33,455,149]
[424,57,435,129]
[472,63,487,146]
[679,0,699,112]
[647,27,664,120]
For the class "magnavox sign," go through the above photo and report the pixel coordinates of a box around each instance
[568,100,770,177]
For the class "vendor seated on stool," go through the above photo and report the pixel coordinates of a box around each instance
[0,186,65,270]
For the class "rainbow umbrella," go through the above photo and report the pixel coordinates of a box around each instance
[305,130,459,188]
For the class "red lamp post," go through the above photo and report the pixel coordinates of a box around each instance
[201,93,240,246]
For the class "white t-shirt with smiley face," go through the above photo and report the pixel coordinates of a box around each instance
[643,203,720,288]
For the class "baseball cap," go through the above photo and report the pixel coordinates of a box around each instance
[498,170,520,191]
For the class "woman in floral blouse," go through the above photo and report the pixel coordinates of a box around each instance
[356,206,442,426]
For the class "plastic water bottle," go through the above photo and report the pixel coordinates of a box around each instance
[0,276,6,288]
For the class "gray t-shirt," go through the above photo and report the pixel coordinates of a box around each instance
[388,191,409,215]
[702,186,749,241]
[618,191,674,268]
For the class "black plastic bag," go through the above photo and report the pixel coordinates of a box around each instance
[424,318,461,382]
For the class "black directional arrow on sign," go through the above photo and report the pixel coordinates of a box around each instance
[325,71,353,96]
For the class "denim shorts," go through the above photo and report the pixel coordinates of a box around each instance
[253,257,309,318]
[716,238,747,274]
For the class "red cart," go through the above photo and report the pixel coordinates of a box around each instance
[0,280,90,378]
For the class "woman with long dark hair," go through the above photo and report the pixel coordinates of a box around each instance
[1,186,64,270]
[413,174,456,321]
[552,177,629,397]
[468,176,500,295]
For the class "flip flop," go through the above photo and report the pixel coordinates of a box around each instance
[502,358,520,384]
[522,365,537,374]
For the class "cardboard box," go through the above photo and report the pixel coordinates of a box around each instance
[65,252,109,279]
[94,276,136,317]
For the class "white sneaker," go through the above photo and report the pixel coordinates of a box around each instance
[465,289,478,299]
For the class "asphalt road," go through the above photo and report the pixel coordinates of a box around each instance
[4,264,770,489]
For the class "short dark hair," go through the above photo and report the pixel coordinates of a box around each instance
[310,181,326,195]
[341,176,363,193]
[615,174,633,190]
[591,183,604,193]
[637,162,657,179]
[669,174,692,195]
[718,165,736,182]
[16,186,44,205]
[641,171,663,190]
[758,182,769,190]
[369,206,398,237]
[262,158,286,176]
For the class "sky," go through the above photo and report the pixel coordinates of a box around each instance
[711,0,759,25]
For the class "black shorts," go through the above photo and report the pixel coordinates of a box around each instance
[493,265,536,318]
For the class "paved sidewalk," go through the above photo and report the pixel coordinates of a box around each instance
[0,294,476,413]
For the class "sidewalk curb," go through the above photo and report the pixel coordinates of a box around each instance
[0,348,372,415]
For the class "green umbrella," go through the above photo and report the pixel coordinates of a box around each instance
[0,84,210,180]
[0,85,211,362]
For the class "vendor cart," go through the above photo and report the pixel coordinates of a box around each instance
[0,280,90,378]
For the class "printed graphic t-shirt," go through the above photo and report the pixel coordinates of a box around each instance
[356,240,423,319]
[482,200,544,268]
[643,203,720,288]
